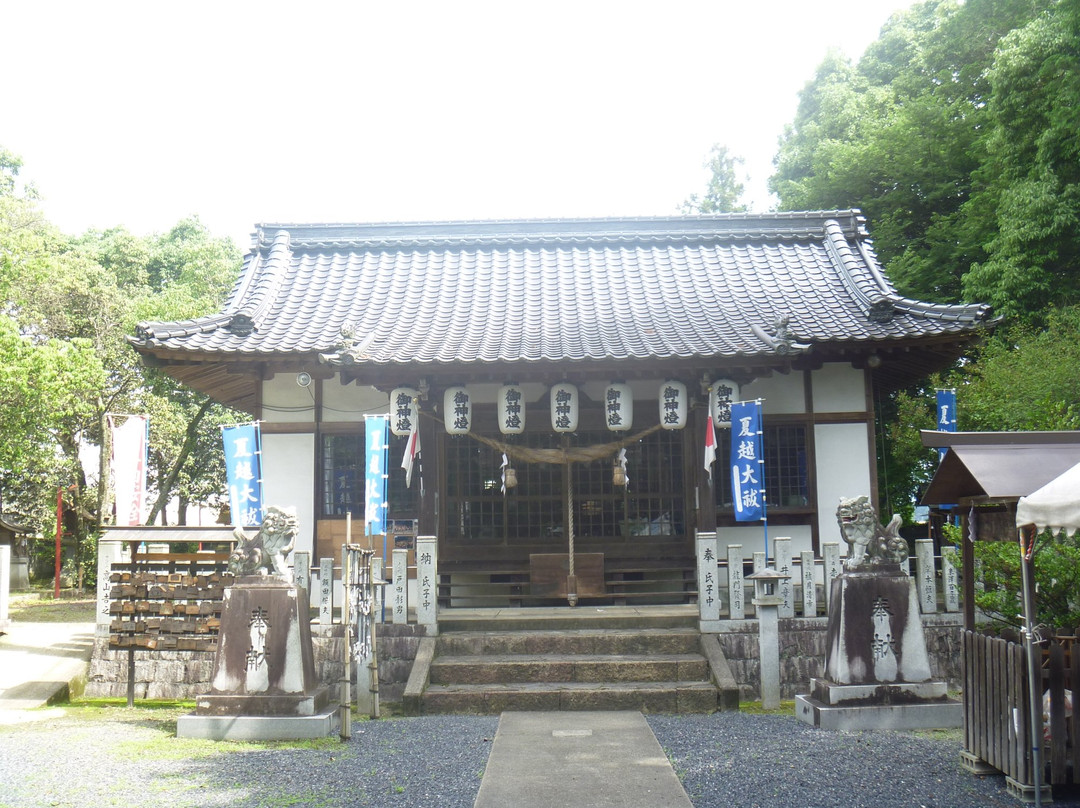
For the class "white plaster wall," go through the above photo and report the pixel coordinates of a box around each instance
[811,364,866,413]
[262,374,316,423]
[717,525,813,560]
[261,433,316,556]
[814,422,873,540]
[741,373,806,414]
[322,381,388,422]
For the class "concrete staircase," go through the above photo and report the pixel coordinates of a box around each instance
[402,607,739,715]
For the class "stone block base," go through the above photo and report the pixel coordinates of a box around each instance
[808,677,949,706]
[795,692,962,730]
[176,703,340,740]
[959,749,999,775]
[194,685,331,717]
[1005,776,1052,804]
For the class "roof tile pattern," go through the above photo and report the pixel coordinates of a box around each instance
[131,212,993,366]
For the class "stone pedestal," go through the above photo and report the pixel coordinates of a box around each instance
[825,569,930,684]
[177,576,337,740]
[796,568,960,730]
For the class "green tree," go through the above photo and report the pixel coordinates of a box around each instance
[681,144,749,214]
[0,148,242,586]
[75,217,241,528]
[948,307,1080,432]
[770,0,1055,303]
[961,1,1080,320]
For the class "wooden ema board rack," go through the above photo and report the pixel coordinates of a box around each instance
[108,553,233,652]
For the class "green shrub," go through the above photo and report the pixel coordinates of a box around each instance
[974,531,1080,633]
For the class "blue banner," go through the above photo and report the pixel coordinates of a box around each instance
[936,389,957,462]
[730,400,765,522]
[364,415,390,535]
[222,423,263,527]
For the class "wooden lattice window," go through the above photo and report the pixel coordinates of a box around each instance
[321,431,419,520]
[713,423,809,512]
[444,428,686,543]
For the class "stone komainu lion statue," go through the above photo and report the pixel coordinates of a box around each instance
[229,505,298,579]
[836,495,908,571]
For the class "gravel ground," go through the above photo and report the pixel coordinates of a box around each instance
[2,708,1079,808]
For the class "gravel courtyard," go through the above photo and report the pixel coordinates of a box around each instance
[3,706,1075,808]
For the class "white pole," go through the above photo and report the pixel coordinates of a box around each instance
[1020,527,1043,807]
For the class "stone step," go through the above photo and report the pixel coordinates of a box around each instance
[429,653,709,685]
[435,628,701,657]
[421,680,719,714]
[436,606,697,633]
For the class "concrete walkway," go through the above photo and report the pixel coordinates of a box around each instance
[0,621,95,722]
[474,711,694,808]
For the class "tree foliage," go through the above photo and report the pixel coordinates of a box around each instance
[0,148,243,584]
[961,0,1080,319]
[947,307,1080,432]
[681,144,749,214]
[765,0,1080,524]
[771,0,1066,313]
[974,533,1080,633]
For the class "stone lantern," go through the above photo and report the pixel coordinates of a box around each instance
[748,566,790,709]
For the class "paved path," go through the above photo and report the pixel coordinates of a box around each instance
[475,710,694,808]
[0,621,94,722]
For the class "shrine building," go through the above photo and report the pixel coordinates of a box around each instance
[129,211,993,605]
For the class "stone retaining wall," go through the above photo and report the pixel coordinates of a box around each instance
[86,614,962,705]
[85,623,428,704]
[715,613,964,700]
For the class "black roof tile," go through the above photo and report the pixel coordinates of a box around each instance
[131,212,994,371]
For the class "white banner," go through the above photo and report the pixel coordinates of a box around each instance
[110,414,148,526]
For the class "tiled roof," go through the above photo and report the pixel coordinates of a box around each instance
[130,211,994,369]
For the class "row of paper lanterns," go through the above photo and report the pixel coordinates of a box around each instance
[390,380,741,437]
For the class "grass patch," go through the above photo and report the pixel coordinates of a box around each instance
[906,726,964,743]
[59,699,349,758]
[9,589,96,622]
[738,699,796,715]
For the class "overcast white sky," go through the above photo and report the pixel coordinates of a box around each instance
[4,1,913,249]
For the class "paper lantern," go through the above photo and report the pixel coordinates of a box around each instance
[710,378,740,429]
[550,382,579,432]
[389,387,418,436]
[604,382,633,431]
[443,386,472,434]
[659,380,687,430]
[497,383,526,435]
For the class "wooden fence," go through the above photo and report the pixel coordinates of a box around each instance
[962,630,1080,797]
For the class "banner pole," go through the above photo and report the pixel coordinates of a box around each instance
[759,399,768,561]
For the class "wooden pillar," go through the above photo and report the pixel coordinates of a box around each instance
[696,406,717,534]
[417,399,439,536]
[963,506,976,632]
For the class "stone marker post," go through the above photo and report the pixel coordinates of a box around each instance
[96,538,126,637]
[293,552,310,596]
[319,557,334,625]
[801,549,817,618]
[727,544,745,620]
[774,538,794,618]
[752,551,765,575]
[696,532,720,631]
[822,543,841,611]
[942,546,960,613]
[416,537,438,631]
[372,556,385,622]
[391,548,408,625]
[915,539,937,614]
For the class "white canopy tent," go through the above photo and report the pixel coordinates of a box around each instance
[1016,461,1080,534]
